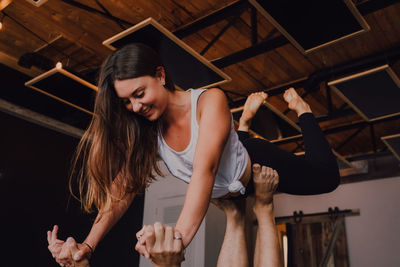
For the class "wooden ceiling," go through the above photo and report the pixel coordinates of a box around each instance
[1,0,400,160]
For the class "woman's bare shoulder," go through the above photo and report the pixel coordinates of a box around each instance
[198,88,227,109]
[197,88,230,124]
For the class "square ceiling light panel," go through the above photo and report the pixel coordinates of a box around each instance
[328,64,400,122]
[249,0,369,54]
[2,63,91,130]
[103,17,231,90]
[25,63,97,115]
[381,134,400,162]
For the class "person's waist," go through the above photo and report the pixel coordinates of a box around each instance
[217,154,251,198]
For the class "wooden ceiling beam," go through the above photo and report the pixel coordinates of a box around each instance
[173,0,250,38]
[5,0,112,57]
[0,51,41,77]
[0,99,84,139]
[59,0,133,28]
[212,35,288,68]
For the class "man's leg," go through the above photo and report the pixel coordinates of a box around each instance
[252,164,282,267]
[212,198,249,267]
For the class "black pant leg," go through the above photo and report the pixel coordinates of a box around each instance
[242,113,339,195]
[299,113,338,170]
[237,130,250,143]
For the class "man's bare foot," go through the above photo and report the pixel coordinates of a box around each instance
[239,92,268,131]
[283,87,312,117]
[211,198,246,219]
[253,164,279,208]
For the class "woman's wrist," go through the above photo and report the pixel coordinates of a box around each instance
[83,242,94,255]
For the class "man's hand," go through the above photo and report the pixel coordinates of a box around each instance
[135,224,154,258]
[136,222,185,267]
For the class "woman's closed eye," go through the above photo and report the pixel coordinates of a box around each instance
[121,90,144,104]
[135,90,145,98]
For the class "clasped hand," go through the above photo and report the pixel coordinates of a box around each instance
[135,222,185,267]
[47,225,91,267]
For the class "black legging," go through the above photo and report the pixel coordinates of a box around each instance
[239,113,340,196]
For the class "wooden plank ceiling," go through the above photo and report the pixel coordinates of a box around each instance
[1,0,400,159]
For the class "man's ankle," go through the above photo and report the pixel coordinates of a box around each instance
[253,202,274,215]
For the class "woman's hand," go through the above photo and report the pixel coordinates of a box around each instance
[136,222,184,267]
[47,225,65,260]
[47,225,92,266]
[65,237,91,267]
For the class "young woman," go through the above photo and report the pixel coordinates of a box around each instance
[47,43,339,266]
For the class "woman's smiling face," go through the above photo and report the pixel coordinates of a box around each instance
[114,74,169,121]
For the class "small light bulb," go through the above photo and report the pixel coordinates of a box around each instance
[56,62,62,69]
[0,22,3,30]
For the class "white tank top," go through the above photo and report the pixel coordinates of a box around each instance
[158,89,249,198]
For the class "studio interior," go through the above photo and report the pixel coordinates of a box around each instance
[1,0,400,266]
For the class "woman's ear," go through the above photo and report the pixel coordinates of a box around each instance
[155,66,166,84]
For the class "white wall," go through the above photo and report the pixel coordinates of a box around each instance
[273,176,400,267]
[140,162,227,267]
[140,163,206,267]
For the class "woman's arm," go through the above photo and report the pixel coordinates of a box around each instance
[175,88,232,247]
[48,176,136,265]
[81,178,136,255]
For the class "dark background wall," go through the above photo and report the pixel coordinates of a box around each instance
[0,111,144,267]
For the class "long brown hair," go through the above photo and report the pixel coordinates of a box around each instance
[70,43,175,214]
